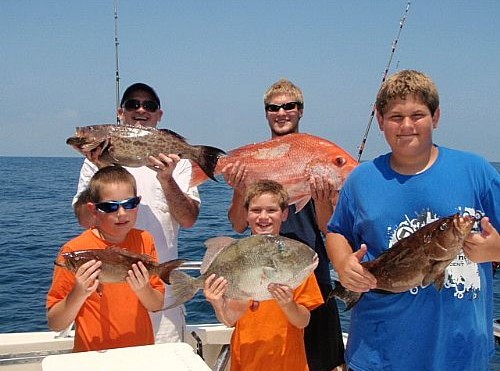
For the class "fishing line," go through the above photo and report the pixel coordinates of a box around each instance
[114,0,121,124]
[357,1,411,162]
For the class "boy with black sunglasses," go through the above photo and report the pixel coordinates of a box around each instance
[48,165,165,352]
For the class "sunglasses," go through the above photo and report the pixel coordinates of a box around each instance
[265,101,302,112]
[94,196,141,213]
[123,99,159,113]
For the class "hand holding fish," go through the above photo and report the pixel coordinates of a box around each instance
[83,145,106,169]
[309,174,337,203]
[268,282,311,329]
[73,259,102,298]
[204,274,228,303]
[148,153,179,180]
[125,261,164,312]
[337,244,377,293]
[268,283,294,306]
[221,161,248,193]
[463,217,500,263]
[126,262,151,292]
[204,274,247,327]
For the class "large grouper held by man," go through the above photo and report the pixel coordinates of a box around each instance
[66,124,225,180]
[165,234,319,309]
[55,246,185,284]
[332,213,476,310]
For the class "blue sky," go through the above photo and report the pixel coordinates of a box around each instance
[2,0,499,161]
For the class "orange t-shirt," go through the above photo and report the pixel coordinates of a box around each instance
[230,274,323,371]
[47,229,165,352]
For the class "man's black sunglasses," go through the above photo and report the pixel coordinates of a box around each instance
[123,99,159,113]
[265,101,302,112]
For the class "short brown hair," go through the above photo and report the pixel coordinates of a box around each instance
[243,179,289,211]
[263,79,304,107]
[375,70,439,116]
[88,165,137,202]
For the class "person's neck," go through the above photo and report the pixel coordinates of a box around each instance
[92,227,125,245]
[390,146,439,175]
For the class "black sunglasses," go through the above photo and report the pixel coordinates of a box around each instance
[95,196,141,213]
[123,99,159,113]
[265,101,302,112]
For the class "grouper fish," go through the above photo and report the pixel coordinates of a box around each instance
[332,213,476,310]
[166,234,319,309]
[66,124,225,180]
[55,246,185,284]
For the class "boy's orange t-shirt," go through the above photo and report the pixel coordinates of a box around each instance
[47,228,165,352]
[230,274,323,371]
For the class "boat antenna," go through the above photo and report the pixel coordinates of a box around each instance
[357,1,411,162]
[114,0,121,124]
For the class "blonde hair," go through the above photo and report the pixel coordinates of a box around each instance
[88,165,137,202]
[375,70,439,116]
[243,179,289,211]
[263,79,304,107]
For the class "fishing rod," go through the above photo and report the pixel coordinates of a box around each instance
[357,1,411,162]
[114,0,121,124]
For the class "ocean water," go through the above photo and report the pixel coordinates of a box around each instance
[0,157,498,369]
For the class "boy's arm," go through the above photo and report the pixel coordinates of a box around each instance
[326,232,377,292]
[47,260,101,331]
[127,262,164,311]
[268,283,310,329]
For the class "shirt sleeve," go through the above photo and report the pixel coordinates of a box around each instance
[72,159,98,205]
[293,274,324,312]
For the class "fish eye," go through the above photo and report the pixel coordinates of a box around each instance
[334,156,346,166]
[439,222,449,231]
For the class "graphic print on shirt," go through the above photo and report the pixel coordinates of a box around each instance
[386,209,481,299]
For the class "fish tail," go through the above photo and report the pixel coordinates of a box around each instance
[157,259,186,284]
[164,270,200,309]
[189,162,210,187]
[192,145,225,181]
[330,280,362,311]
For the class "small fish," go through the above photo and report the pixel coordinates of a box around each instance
[66,124,225,180]
[166,234,319,309]
[189,133,358,212]
[332,213,476,310]
[55,246,185,284]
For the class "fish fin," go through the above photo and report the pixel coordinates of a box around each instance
[331,280,362,311]
[432,271,446,291]
[158,128,187,141]
[425,260,451,290]
[202,237,235,273]
[191,145,225,181]
[158,259,187,284]
[293,195,311,213]
[262,266,278,280]
[164,270,200,309]
[189,163,211,187]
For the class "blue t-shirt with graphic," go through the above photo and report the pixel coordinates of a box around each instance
[328,146,499,371]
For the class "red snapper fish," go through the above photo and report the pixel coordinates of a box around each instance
[190,133,358,212]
